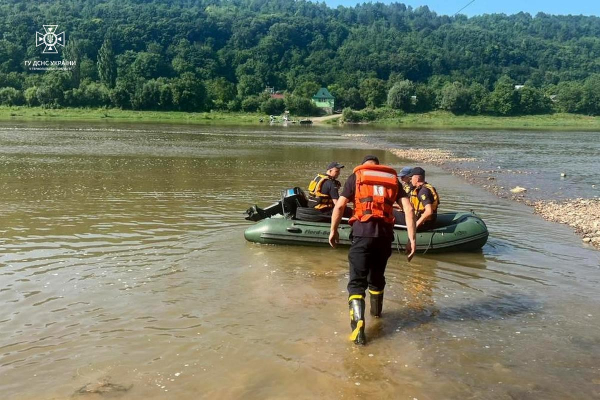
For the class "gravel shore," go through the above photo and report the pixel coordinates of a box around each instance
[388,147,478,164]
[386,146,600,250]
[533,199,600,248]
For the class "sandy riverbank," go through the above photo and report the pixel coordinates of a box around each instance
[386,146,600,249]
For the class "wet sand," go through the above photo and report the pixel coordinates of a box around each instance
[387,147,600,249]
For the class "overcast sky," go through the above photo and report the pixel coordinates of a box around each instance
[322,0,600,17]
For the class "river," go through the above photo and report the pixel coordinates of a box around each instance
[0,121,599,399]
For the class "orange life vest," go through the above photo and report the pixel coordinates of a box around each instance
[349,164,399,225]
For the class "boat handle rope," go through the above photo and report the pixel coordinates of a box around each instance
[423,231,435,255]
[395,232,403,255]
[396,231,435,256]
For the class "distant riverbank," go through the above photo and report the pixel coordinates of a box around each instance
[1,107,599,130]
[0,106,265,125]
[368,110,600,130]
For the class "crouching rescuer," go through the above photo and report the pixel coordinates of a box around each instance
[329,155,416,345]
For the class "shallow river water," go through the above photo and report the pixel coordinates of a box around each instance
[0,122,599,400]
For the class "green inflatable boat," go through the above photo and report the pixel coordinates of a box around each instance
[244,211,488,253]
[244,188,489,253]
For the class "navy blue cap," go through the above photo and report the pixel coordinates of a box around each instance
[408,166,425,177]
[326,161,344,170]
[398,167,413,177]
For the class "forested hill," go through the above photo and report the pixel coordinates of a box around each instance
[1,0,599,115]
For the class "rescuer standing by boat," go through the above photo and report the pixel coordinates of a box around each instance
[329,155,416,345]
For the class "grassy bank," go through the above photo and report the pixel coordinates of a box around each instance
[370,110,600,130]
[0,106,264,125]
[1,106,598,130]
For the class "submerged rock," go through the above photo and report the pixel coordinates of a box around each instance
[510,186,527,194]
[75,378,133,397]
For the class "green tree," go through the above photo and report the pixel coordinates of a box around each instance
[387,80,414,111]
[98,38,117,88]
[329,85,364,110]
[171,39,218,78]
[206,78,236,110]
[36,72,71,107]
[285,95,319,115]
[0,72,24,89]
[293,81,320,99]
[171,73,206,111]
[110,82,131,109]
[237,75,263,97]
[581,75,600,115]
[65,81,111,108]
[0,87,24,105]
[468,83,489,114]
[260,98,286,115]
[489,76,519,116]
[24,87,39,106]
[517,86,551,115]
[241,96,261,112]
[413,84,436,112]
[0,40,24,74]
[439,82,471,114]
[342,107,360,122]
[343,87,365,110]
[130,52,165,80]
[63,38,83,88]
[80,57,98,82]
[359,78,386,108]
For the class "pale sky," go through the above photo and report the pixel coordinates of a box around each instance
[322,0,600,17]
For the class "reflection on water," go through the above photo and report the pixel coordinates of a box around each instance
[0,122,599,399]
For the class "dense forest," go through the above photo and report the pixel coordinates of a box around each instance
[1,0,600,116]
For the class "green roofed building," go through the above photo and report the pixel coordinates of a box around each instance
[311,87,335,115]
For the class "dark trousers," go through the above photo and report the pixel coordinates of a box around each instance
[347,236,393,296]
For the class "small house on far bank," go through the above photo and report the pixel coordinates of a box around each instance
[311,87,335,114]
[265,86,285,100]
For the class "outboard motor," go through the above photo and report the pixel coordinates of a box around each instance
[281,187,308,216]
[245,187,308,222]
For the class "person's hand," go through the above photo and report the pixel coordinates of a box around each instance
[405,237,416,262]
[329,229,339,248]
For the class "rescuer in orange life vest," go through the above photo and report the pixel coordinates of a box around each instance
[329,155,417,346]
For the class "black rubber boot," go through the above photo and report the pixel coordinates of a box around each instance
[369,289,384,317]
[349,295,366,345]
